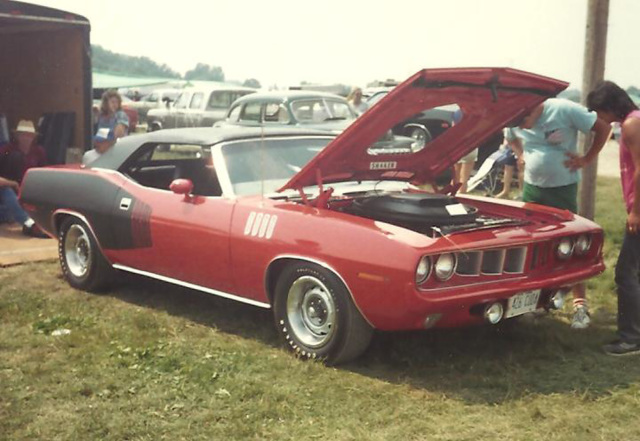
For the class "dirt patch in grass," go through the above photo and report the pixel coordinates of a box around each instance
[1,177,639,440]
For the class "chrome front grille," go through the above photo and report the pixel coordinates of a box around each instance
[456,246,527,276]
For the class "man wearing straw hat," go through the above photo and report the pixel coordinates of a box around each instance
[0,120,48,237]
[0,120,46,183]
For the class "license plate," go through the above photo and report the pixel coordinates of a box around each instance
[505,290,541,318]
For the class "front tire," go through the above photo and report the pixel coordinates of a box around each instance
[58,217,114,292]
[273,262,373,365]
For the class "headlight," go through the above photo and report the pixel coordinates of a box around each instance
[574,234,591,256]
[416,256,432,284]
[556,238,574,260]
[435,253,457,281]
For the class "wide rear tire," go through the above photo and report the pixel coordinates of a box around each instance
[273,262,373,365]
[58,217,114,292]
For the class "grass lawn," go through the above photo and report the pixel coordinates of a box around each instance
[1,177,639,440]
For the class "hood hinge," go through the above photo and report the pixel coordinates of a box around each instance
[296,169,334,209]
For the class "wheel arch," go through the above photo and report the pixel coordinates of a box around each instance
[403,121,446,138]
[264,255,375,328]
[403,122,430,134]
[51,209,110,263]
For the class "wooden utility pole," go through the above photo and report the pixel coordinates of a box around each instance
[579,0,609,220]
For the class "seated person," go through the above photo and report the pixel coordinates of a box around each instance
[0,120,46,184]
[0,176,46,237]
[0,120,48,237]
[83,89,129,165]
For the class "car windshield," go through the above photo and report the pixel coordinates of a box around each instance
[367,91,389,107]
[290,99,355,123]
[221,137,331,196]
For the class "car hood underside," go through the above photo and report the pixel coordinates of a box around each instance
[280,67,568,192]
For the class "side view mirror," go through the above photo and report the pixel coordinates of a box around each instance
[162,96,174,109]
[170,178,194,200]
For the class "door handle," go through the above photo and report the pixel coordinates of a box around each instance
[120,197,132,211]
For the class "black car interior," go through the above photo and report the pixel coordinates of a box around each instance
[122,143,223,197]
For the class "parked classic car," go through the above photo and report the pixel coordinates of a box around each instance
[20,68,605,364]
[214,90,357,132]
[368,88,458,149]
[215,90,417,152]
[147,85,254,132]
[368,88,506,175]
[128,88,181,123]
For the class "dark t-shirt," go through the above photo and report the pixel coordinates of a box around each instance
[0,143,47,183]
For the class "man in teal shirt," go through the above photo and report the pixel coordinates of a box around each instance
[507,98,611,328]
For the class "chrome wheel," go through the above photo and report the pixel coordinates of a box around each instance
[64,224,92,278]
[408,127,432,151]
[286,276,336,348]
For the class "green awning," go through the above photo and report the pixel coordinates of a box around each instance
[92,71,175,89]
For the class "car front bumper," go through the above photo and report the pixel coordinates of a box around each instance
[367,261,605,331]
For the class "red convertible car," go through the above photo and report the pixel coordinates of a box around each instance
[20,68,605,364]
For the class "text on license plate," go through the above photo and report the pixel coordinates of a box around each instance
[505,290,541,318]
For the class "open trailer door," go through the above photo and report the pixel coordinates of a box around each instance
[0,1,91,163]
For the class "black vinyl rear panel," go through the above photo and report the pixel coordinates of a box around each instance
[20,169,149,250]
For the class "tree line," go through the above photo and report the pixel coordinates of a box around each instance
[91,45,261,88]
[91,45,638,97]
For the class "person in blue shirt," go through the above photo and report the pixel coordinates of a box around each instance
[506,98,611,329]
[83,89,129,165]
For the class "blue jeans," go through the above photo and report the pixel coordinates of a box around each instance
[615,231,640,343]
[0,187,29,225]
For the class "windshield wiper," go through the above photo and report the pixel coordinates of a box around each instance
[323,116,347,121]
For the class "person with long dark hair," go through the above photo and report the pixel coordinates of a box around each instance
[83,89,129,165]
[569,81,640,355]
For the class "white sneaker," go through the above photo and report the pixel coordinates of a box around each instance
[571,305,591,329]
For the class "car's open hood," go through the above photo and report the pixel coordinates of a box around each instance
[280,68,568,192]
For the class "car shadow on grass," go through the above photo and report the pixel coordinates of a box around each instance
[108,274,637,405]
[349,314,640,404]
[106,273,280,347]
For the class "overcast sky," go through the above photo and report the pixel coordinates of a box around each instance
[29,0,640,89]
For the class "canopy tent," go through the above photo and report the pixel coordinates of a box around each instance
[92,71,176,90]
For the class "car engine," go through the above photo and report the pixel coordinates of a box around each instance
[337,192,526,236]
